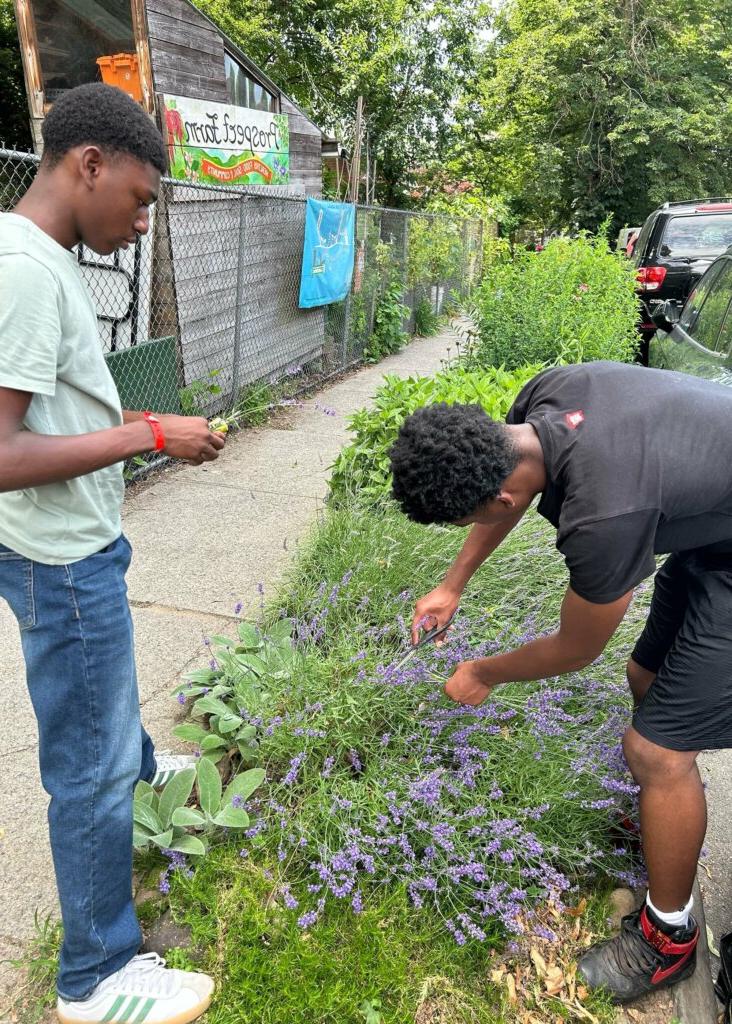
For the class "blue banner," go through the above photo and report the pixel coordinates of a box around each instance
[299,199,355,308]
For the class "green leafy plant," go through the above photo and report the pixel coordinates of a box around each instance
[328,363,539,503]
[414,296,441,336]
[172,617,297,766]
[469,233,640,369]
[364,282,409,363]
[179,368,223,415]
[359,997,382,1023]
[132,760,265,856]
[408,217,467,291]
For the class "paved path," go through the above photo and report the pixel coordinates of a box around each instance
[0,327,457,1004]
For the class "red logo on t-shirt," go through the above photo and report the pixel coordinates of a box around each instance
[564,409,585,429]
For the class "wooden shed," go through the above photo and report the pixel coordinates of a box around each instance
[13,0,324,196]
[12,0,329,412]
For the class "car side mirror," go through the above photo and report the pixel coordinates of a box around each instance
[650,300,681,332]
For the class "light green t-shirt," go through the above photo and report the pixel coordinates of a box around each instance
[0,213,124,564]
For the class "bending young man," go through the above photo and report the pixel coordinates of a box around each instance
[389,359,732,1003]
[0,84,226,1023]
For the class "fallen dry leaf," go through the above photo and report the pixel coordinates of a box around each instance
[626,1010,642,1021]
[506,973,517,1004]
[566,897,588,918]
[576,985,588,1000]
[544,965,565,996]
[530,947,547,976]
[490,969,505,986]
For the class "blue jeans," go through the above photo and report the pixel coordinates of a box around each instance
[0,535,156,1000]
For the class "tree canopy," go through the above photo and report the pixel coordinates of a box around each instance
[454,0,732,235]
[193,0,487,206]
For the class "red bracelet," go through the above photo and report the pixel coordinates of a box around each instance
[143,411,165,451]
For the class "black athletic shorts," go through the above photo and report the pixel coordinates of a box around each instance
[631,549,732,752]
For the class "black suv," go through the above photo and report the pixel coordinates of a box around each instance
[634,198,732,360]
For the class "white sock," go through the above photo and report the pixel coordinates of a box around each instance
[646,892,693,930]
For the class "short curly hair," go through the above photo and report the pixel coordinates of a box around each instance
[41,83,166,173]
[390,403,519,523]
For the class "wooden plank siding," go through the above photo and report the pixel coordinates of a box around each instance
[167,191,324,390]
[145,0,228,103]
[141,0,326,396]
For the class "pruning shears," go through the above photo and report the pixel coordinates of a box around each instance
[393,611,457,671]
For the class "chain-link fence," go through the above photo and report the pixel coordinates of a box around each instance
[1,148,483,440]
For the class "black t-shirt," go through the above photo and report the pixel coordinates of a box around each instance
[506,361,732,603]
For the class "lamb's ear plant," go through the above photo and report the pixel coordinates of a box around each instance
[171,617,297,765]
[132,761,265,856]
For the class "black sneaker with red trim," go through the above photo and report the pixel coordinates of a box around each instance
[577,904,698,1003]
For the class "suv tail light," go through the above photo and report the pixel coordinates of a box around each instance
[637,266,667,292]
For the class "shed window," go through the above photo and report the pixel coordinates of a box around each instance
[33,0,135,103]
[224,52,276,112]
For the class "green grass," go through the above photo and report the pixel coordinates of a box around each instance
[3,913,62,1024]
[162,845,618,1024]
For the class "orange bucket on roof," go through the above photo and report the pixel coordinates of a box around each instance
[96,53,143,103]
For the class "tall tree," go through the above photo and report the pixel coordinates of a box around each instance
[457,0,732,234]
[194,0,486,206]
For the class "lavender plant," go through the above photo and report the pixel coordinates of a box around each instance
[169,505,648,945]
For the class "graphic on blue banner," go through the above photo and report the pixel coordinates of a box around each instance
[299,199,355,308]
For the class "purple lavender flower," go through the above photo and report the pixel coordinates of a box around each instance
[297,909,318,928]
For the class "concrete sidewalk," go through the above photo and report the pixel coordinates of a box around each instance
[0,327,456,1003]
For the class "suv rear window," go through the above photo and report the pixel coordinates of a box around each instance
[660,214,732,257]
[632,214,657,266]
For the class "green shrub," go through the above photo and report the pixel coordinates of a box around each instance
[408,217,467,291]
[414,297,441,336]
[470,234,640,369]
[166,503,643,987]
[364,282,409,363]
[328,363,540,504]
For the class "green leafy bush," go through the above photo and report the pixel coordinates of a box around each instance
[408,217,467,291]
[414,297,441,336]
[470,234,640,369]
[328,363,540,503]
[132,761,264,857]
[364,282,409,363]
[172,617,297,766]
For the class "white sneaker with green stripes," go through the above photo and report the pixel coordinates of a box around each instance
[149,752,199,790]
[57,953,214,1024]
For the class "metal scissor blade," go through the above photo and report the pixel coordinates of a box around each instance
[391,611,457,671]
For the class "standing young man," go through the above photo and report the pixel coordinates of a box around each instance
[389,359,732,1003]
[0,84,225,1023]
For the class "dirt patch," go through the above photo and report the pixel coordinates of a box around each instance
[614,990,673,1023]
[414,976,480,1024]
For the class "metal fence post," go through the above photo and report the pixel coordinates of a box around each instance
[340,204,357,364]
[231,193,247,404]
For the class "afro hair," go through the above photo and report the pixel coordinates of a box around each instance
[41,83,166,173]
[390,402,518,523]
